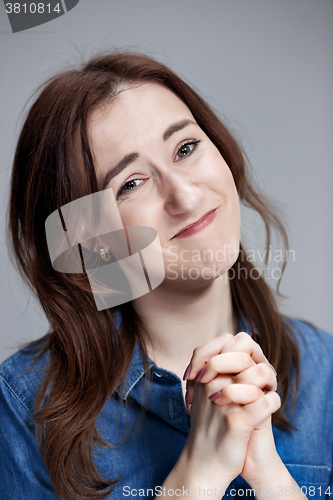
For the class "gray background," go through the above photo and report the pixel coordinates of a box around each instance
[0,0,332,363]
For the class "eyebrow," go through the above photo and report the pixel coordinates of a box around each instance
[101,119,197,190]
[101,152,139,190]
[162,118,196,141]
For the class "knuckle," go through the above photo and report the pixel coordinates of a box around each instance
[191,346,205,364]
[235,331,250,343]
[261,394,272,412]
[207,356,219,372]
[263,391,281,413]
[253,385,262,398]
[239,351,253,366]
[221,332,234,342]
[192,346,201,358]
[272,391,282,410]
[257,362,270,378]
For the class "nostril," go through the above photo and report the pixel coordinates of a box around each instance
[165,194,202,219]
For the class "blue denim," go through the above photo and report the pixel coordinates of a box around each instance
[0,314,332,500]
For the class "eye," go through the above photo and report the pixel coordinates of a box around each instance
[118,178,144,197]
[175,140,200,161]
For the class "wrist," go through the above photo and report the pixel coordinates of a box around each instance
[248,458,300,500]
[169,444,233,497]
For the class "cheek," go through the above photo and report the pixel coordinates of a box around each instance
[207,156,240,215]
[209,155,235,189]
[117,201,158,231]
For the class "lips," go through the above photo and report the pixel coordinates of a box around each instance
[171,208,217,239]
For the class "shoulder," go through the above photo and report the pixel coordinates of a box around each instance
[285,317,333,362]
[0,338,50,416]
[283,318,333,395]
[0,340,59,499]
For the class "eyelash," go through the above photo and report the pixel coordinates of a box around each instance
[175,139,200,161]
[117,139,201,197]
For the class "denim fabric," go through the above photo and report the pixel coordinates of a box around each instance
[0,315,332,500]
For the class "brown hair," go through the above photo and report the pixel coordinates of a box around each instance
[7,51,299,500]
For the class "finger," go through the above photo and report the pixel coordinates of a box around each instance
[242,391,281,428]
[209,384,263,406]
[184,333,234,380]
[233,363,278,392]
[221,332,270,367]
[186,374,233,407]
[199,351,256,384]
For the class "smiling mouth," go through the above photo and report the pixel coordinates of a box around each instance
[171,209,217,239]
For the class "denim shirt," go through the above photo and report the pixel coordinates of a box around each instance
[0,316,332,500]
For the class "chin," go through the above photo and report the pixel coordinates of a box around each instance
[200,237,240,264]
[163,241,239,285]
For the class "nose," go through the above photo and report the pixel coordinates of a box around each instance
[162,171,203,217]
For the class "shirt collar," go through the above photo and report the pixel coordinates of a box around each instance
[113,309,252,401]
[115,341,155,400]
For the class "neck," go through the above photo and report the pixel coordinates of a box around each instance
[131,275,237,374]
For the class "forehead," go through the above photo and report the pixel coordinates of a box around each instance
[88,83,194,156]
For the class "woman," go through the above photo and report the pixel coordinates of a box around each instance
[0,52,332,500]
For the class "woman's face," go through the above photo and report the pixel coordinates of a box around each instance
[88,83,240,287]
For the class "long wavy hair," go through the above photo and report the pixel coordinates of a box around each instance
[7,51,300,500]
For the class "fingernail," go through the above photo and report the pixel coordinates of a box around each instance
[269,363,277,376]
[183,363,192,381]
[209,391,221,401]
[195,367,205,382]
[185,390,189,408]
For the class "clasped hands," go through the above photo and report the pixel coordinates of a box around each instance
[181,331,283,490]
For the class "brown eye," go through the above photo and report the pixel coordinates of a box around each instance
[175,140,200,161]
[123,180,137,191]
[118,179,144,197]
[179,144,192,157]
